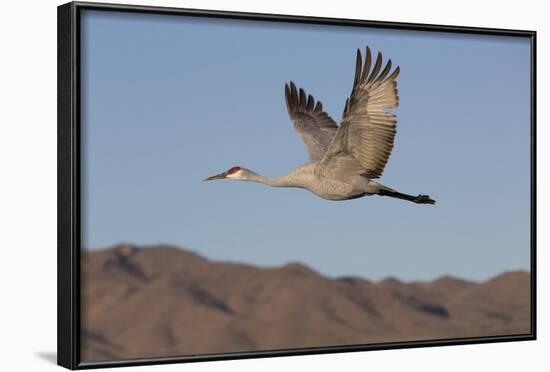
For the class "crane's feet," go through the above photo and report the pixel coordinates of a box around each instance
[415,194,436,205]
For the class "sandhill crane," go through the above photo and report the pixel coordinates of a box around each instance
[205,47,435,204]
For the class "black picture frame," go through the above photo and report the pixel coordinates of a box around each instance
[58,1,537,369]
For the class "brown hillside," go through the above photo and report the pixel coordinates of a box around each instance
[81,244,531,362]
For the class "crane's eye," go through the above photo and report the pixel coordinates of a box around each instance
[227,166,241,175]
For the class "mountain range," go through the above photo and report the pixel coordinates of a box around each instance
[81,244,531,361]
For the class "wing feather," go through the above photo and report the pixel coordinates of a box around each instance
[284,81,338,162]
[321,47,400,179]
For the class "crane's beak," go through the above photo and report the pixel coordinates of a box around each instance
[203,171,227,181]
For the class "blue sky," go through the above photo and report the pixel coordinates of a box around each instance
[80,10,531,281]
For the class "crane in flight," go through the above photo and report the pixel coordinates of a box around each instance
[205,47,435,205]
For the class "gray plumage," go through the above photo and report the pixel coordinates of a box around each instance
[284,81,337,162]
[205,47,435,205]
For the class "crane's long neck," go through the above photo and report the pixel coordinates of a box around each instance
[244,171,300,188]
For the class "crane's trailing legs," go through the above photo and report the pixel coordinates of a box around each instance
[378,187,435,205]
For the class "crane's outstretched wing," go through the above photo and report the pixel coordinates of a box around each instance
[319,47,400,179]
[284,81,338,162]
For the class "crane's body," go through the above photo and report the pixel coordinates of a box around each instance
[205,47,435,205]
[229,163,379,201]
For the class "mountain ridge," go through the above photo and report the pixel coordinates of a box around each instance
[81,244,531,362]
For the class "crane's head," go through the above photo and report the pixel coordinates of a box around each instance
[203,166,248,181]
